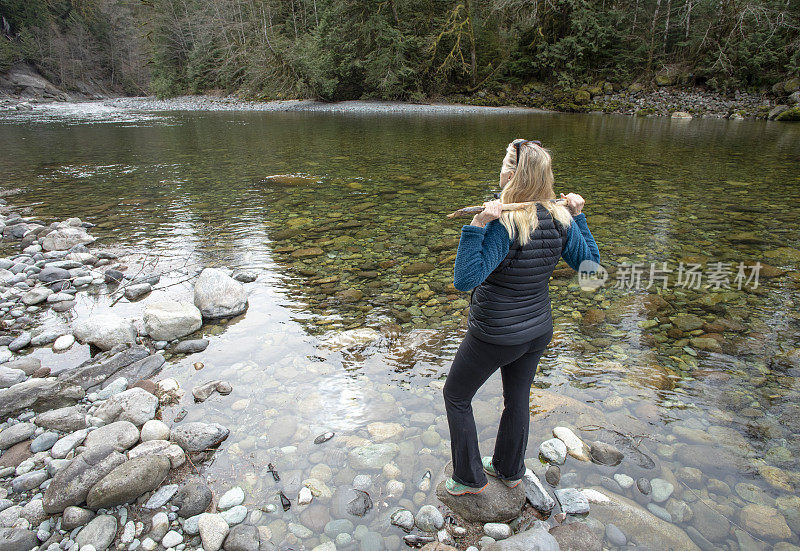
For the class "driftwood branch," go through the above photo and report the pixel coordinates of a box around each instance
[447,199,566,218]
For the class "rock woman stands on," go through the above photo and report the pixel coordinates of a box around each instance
[443,138,600,495]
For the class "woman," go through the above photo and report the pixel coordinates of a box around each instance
[443,138,600,495]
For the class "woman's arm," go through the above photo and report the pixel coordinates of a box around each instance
[453,202,511,291]
[561,213,600,271]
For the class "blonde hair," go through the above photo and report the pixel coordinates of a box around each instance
[498,139,572,245]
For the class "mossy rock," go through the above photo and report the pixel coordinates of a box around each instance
[573,90,591,104]
[775,105,800,121]
[655,74,675,86]
[602,81,614,94]
[785,77,800,94]
[587,85,603,97]
[628,82,646,93]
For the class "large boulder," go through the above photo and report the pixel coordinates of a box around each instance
[74,514,117,551]
[43,445,126,514]
[585,487,700,550]
[193,268,248,319]
[93,387,158,426]
[41,227,95,251]
[170,422,229,452]
[0,378,84,418]
[58,344,150,390]
[83,421,140,452]
[86,455,171,509]
[435,461,526,523]
[73,315,137,351]
[34,405,88,433]
[0,528,40,551]
[143,301,202,341]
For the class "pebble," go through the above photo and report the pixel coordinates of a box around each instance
[484,523,511,540]
[414,505,444,532]
[614,473,634,489]
[144,484,179,509]
[52,334,75,351]
[161,531,182,548]
[220,506,247,526]
[218,487,245,510]
[539,438,567,464]
[650,478,674,502]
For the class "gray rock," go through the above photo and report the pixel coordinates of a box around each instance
[7,333,30,353]
[73,315,137,351]
[484,523,511,540]
[218,487,245,510]
[414,505,443,532]
[193,268,248,319]
[232,271,257,283]
[198,513,229,551]
[123,284,152,301]
[50,429,88,459]
[219,506,247,526]
[34,405,87,432]
[143,301,202,342]
[0,423,35,450]
[11,470,47,493]
[650,478,674,503]
[110,354,165,386]
[390,509,414,531]
[75,514,117,551]
[93,388,158,426]
[37,266,71,284]
[0,378,84,418]
[30,431,59,453]
[30,330,63,347]
[636,477,651,495]
[522,469,555,513]
[42,445,126,514]
[19,499,46,526]
[144,484,179,509]
[1,358,39,376]
[539,438,567,464]
[83,421,139,452]
[173,481,213,518]
[590,441,624,466]
[149,511,170,541]
[171,339,209,355]
[161,530,182,549]
[0,528,39,551]
[103,269,124,284]
[61,506,95,530]
[95,376,127,400]
[435,461,526,523]
[20,288,52,306]
[0,368,26,390]
[85,455,171,509]
[127,440,185,469]
[223,524,258,551]
[41,227,95,252]
[554,488,590,514]
[605,523,627,546]
[483,528,559,551]
[549,522,602,550]
[170,422,229,452]
[347,443,399,470]
[57,345,149,390]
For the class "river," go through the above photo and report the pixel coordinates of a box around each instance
[1,102,799,550]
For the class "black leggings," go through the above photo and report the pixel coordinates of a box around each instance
[443,329,552,487]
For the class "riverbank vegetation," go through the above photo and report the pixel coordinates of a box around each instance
[1,0,798,101]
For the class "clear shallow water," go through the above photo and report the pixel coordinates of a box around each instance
[1,104,800,549]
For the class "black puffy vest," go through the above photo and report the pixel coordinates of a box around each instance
[467,204,568,345]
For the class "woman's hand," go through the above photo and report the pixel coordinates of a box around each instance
[560,193,585,216]
[471,200,503,228]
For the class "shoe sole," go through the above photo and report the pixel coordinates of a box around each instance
[484,467,522,488]
[445,482,488,496]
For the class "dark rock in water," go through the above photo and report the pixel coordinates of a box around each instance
[403,535,435,547]
[545,465,561,486]
[605,431,656,469]
[637,477,651,495]
[86,455,171,509]
[549,522,602,551]
[401,262,434,275]
[192,380,231,402]
[435,460,525,523]
[223,524,259,551]
[172,339,209,354]
[57,344,150,390]
[232,271,257,283]
[123,283,152,301]
[43,445,126,514]
[109,353,165,387]
[298,504,330,533]
[314,431,334,444]
[173,480,213,518]
[590,441,624,466]
[104,269,124,284]
[0,528,40,551]
[483,527,560,551]
[346,489,372,517]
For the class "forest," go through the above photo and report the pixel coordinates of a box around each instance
[1,0,798,101]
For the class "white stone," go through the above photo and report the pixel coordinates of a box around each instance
[217,487,245,510]
[41,227,95,251]
[140,420,170,442]
[161,531,182,548]
[193,268,248,319]
[197,513,228,551]
[72,315,137,351]
[552,426,591,461]
[298,487,312,505]
[142,301,202,342]
[52,334,75,352]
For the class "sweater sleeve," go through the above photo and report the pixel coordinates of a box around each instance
[453,220,511,292]
[561,213,601,272]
